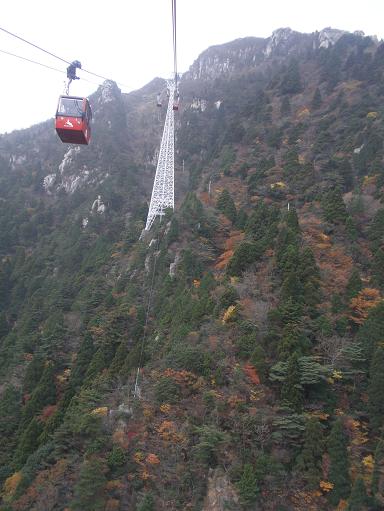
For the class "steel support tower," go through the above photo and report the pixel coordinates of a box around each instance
[144,81,175,231]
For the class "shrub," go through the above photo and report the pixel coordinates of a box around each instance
[154,377,180,404]
[165,344,212,376]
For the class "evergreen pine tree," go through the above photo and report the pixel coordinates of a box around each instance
[346,268,363,300]
[368,347,384,432]
[346,215,358,241]
[84,344,114,385]
[68,333,95,391]
[237,463,259,506]
[281,352,303,412]
[278,243,300,276]
[0,312,9,338]
[280,96,291,116]
[284,148,301,175]
[14,418,43,468]
[286,208,300,234]
[347,476,369,510]
[70,457,107,511]
[21,362,56,427]
[23,354,45,394]
[372,439,384,499]
[227,241,262,276]
[0,386,21,438]
[299,247,321,309]
[281,270,302,302]
[250,345,267,380]
[368,209,384,252]
[299,247,320,282]
[235,208,248,230]
[337,158,354,192]
[322,188,348,224]
[41,334,96,441]
[137,493,155,511]
[357,301,384,362]
[296,418,324,489]
[311,87,322,109]
[280,58,303,94]
[372,247,384,289]
[328,419,351,505]
[275,227,299,268]
[216,189,237,223]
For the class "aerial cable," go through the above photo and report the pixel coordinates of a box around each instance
[0,48,101,87]
[0,25,131,89]
[171,0,177,87]
[0,26,69,64]
[133,234,162,398]
[0,48,65,74]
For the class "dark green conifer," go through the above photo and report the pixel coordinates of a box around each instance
[322,188,348,224]
[70,457,107,511]
[275,227,299,267]
[0,386,21,438]
[237,463,259,506]
[347,476,369,510]
[311,87,322,109]
[368,209,384,252]
[21,362,56,427]
[14,418,43,468]
[368,347,384,432]
[346,268,363,300]
[235,208,248,230]
[278,324,309,360]
[69,333,95,391]
[250,345,267,380]
[284,148,301,175]
[278,243,300,276]
[328,419,351,505]
[278,324,300,360]
[280,96,291,116]
[372,247,384,289]
[372,439,384,498]
[296,418,324,489]
[281,271,302,302]
[0,312,9,338]
[286,208,300,234]
[137,493,155,511]
[23,354,45,394]
[281,352,303,412]
[227,241,262,276]
[346,215,358,241]
[298,247,321,310]
[357,301,384,362]
[280,58,303,94]
[216,189,237,223]
[84,344,114,385]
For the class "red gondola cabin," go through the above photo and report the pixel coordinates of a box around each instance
[173,93,180,111]
[55,96,92,145]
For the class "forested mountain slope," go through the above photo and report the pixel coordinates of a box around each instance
[0,27,384,510]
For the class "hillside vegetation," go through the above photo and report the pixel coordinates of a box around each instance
[0,28,384,510]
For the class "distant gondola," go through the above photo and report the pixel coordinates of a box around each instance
[55,95,92,145]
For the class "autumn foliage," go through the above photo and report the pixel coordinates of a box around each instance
[3,471,22,498]
[243,363,261,385]
[349,288,382,324]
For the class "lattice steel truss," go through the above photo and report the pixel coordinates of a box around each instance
[144,80,175,231]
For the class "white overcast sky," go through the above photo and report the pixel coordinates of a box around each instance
[0,0,383,134]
